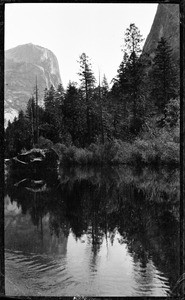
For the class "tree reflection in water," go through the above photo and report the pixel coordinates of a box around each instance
[5,165,179,292]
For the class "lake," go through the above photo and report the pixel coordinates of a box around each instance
[4,164,180,296]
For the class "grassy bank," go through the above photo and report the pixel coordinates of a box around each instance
[33,114,179,167]
[53,132,179,167]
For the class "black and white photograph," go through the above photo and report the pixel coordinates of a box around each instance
[3,1,182,297]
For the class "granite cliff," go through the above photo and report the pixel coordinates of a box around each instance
[5,43,61,126]
[143,3,179,60]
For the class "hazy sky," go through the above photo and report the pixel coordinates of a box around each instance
[5,3,158,88]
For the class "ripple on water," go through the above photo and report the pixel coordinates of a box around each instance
[5,248,72,296]
[132,260,170,296]
[5,239,172,297]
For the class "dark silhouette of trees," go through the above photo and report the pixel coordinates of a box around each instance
[150,37,179,114]
[5,110,32,157]
[63,81,86,146]
[78,53,96,144]
[111,23,145,136]
[121,24,145,134]
[5,24,180,159]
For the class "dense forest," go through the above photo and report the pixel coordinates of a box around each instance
[5,24,180,166]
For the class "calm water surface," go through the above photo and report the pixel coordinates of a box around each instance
[5,165,179,296]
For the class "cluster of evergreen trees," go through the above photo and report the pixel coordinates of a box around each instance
[5,24,179,158]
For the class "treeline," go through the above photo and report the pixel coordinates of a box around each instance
[5,24,180,164]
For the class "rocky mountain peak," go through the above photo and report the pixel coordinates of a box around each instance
[5,43,62,126]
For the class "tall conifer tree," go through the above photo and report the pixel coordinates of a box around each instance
[78,53,96,143]
[150,37,179,113]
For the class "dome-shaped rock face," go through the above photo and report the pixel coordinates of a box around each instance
[143,4,179,60]
[5,43,62,126]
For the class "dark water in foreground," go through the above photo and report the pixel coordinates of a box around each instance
[5,165,179,296]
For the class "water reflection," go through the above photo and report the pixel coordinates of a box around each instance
[5,165,179,296]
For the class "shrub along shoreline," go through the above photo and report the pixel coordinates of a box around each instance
[53,136,179,167]
[50,103,179,168]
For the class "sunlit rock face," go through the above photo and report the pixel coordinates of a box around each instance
[5,43,61,126]
[143,4,179,60]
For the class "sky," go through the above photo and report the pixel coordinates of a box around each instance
[5,3,158,88]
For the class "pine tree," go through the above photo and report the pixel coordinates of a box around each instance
[26,97,36,146]
[54,83,65,137]
[44,85,55,115]
[116,53,130,95]
[123,24,144,123]
[63,81,86,145]
[97,73,104,144]
[8,110,32,154]
[55,83,65,110]
[42,85,63,142]
[57,83,65,95]
[101,74,109,97]
[112,23,145,135]
[150,37,179,114]
[78,53,96,143]
[99,74,114,141]
[124,23,144,55]
[78,53,96,92]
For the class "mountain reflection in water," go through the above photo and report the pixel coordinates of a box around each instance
[5,165,179,296]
